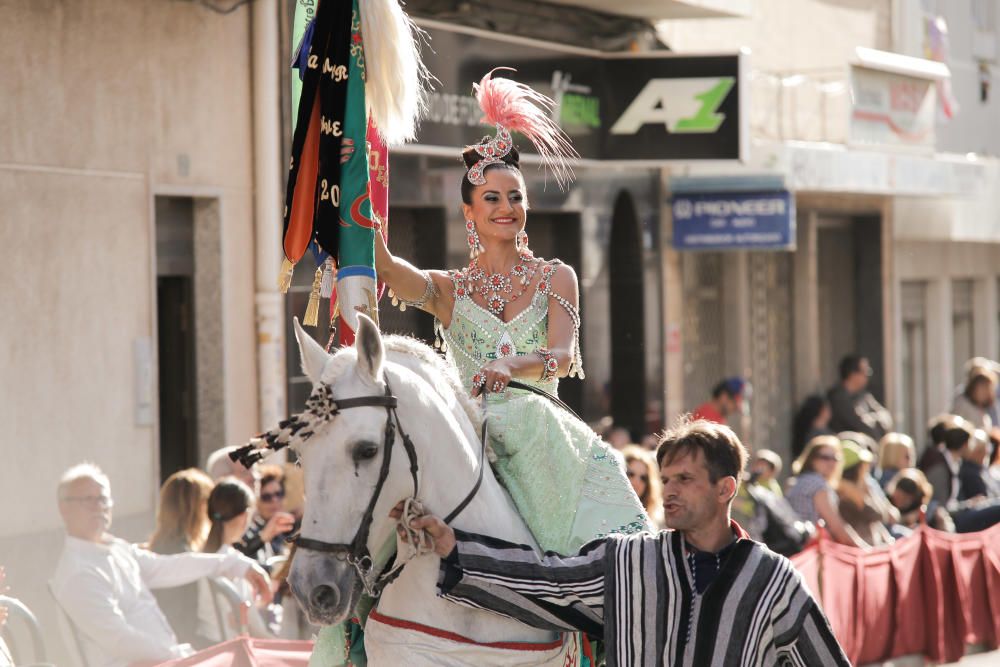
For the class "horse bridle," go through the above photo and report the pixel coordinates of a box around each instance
[231,380,489,598]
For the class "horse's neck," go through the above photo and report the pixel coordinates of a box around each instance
[384,354,535,546]
[372,362,549,643]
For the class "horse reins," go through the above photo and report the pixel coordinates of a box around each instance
[232,377,569,598]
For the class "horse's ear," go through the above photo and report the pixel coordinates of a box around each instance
[294,316,329,385]
[355,313,384,384]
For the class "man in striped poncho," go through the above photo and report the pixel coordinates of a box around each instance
[402,419,850,666]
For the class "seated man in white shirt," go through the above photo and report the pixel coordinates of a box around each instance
[50,463,271,667]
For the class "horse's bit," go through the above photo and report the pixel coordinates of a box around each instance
[230,380,489,598]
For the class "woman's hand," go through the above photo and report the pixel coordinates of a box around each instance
[473,357,516,396]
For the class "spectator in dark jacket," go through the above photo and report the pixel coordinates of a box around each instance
[827,355,893,440]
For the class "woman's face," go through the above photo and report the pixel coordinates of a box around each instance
[258,480,284,521]
[626,460,648,498]
[812,446,841,480]
[972,381,995,407]
[461,168,527,247]
[890,487,918,513]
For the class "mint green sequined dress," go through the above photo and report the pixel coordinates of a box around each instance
[436,266,651,555]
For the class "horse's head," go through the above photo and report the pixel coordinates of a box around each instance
[286,314,420,625]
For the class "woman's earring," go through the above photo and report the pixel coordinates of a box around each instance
[516,230,532,257]
[466,220,484,259]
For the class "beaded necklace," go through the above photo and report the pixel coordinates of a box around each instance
[465,253,538,317]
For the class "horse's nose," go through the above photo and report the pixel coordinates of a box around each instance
[310,584,340,611]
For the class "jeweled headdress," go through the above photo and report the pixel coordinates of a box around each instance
[466,68,578,189]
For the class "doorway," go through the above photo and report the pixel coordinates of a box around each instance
[522,211,584,416]
[155,197,198,481]
[816,215,884,400]
[609,192,647,440]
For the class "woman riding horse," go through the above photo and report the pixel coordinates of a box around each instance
[375,69,651,555]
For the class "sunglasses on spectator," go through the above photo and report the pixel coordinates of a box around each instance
[626,471,649,483]
[61,495,114,508]
[260,490,285,503]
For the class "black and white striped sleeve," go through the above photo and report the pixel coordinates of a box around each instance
[437,529,609,637]
[772,570,851,667]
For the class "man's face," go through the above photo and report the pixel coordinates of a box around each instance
[660,450,733,533]
[854,359,872,390]
[59,477,112,542]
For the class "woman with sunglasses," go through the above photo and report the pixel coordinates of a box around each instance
[235,464,296,569]
[786,435,869,547]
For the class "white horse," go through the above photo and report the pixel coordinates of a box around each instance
[286,316,577,666]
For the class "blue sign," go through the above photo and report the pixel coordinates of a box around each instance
[672,191,795,251]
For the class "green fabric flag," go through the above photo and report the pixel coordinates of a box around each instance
[333,0,377,344]
[290,0,315,127]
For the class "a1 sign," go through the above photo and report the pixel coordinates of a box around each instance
[414,23,747,163]
[672,191,796,251]
[602,54,746,161]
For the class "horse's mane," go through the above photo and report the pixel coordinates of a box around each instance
[321,335,484,433]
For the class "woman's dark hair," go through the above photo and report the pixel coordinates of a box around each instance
[203,477,254,553]
[841,463,863,483]
[791,394,829,459]
[459,141,522,205]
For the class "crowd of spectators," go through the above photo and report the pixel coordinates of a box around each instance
[601,353,1000,555]
[18,353,1000,663]
[39,447,312,667]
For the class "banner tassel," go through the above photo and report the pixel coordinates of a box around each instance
[278,257,296,293]
[320,257,336,299]
[303,267,323,327]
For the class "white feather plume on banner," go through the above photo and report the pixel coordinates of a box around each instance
[360,0,432,146]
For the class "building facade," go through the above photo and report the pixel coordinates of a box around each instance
[658,0,1000,457]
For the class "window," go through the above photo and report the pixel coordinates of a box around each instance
[952,279,975,386]
[900,282,928,448]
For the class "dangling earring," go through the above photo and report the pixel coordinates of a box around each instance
[466,220,484,259]
[516,230,532,257]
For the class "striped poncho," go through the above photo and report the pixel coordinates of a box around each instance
[437,525,850,666]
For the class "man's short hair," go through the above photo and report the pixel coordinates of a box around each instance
[711,377,745,399]
[839,354,866,381]
[58,462,110,500]
[656,419,748,484]
[942,421,973,451]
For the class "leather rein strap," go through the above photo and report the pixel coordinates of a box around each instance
[292,384,418,565]
[291,377,577,596]
[507,380,582,421]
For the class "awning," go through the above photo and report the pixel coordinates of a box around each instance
[545,0,752,20]
[157,638,314,667]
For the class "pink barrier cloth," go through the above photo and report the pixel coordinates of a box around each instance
[790,523,1000,664]
[155,637,315,667]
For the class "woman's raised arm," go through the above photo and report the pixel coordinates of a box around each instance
[374,226,454,324]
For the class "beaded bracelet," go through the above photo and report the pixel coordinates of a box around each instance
[389,272,438,312]
[538,348,559,382]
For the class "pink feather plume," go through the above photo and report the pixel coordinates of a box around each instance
[473,68,578,189]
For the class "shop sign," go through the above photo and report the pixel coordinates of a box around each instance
[415,24,746,162]
[671,191,795,251]
[849,65,936,150]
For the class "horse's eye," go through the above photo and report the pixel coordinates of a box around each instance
[353,443,379,462]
